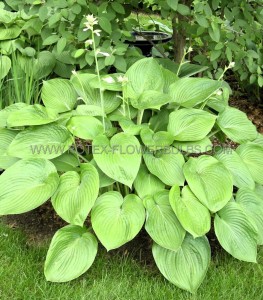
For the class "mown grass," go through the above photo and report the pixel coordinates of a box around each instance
[0,222,263,300]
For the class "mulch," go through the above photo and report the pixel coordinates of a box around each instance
[1,95,263,263]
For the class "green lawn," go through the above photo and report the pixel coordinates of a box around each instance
[0,222,263,300]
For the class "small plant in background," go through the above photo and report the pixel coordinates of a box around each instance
[0,13,263,293]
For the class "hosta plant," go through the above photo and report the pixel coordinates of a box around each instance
[1,19,263,294]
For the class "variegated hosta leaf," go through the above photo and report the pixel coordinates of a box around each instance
[168,108,216,141]
[0,55,11,80]
[90,159,115,188]
[214,201,258,262]
[134,164,165,199]
[214,149,255,189]
[168,77,222,107]
[140,127,174,149]
[144,190,185,251]
[52,164,99,226]
[217,107,258,143]
[125,57,164,99]
[169,185,211,237]
[93,133,141,187]
[0,158,59,214]
[237,143,263,184]
[0,103,27,128]
[0,129,19,169]
[173,137,212,154]
[42,79,78,113]
[6,104,58,127]
[44,225,98,282]
[131,90,171,110]
[236,188,263,245]
[71,73,121,114]
[51,153,79,172]
[183,156,233,212]
[7,124,74,159]
[152,235,211,293]
[67,116,104,140]
[74,105,104,117]
[91,192,145,250]
[143,147,185,186]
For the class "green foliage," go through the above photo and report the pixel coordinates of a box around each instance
[143,0,263,93]
[0,54,263,294]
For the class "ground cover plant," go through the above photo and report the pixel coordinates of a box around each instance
[0,14,263,294]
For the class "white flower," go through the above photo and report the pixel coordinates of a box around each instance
[94,29,101,36]
[99,51,110,57]
[229,62,235,68]
[216,90,223,96]
[85,14,98,26]
[188,46,193,52]
[85,39,93,46]
[83,14,98,31]
[103,77,115,84]
[117,75,128,84]
[72,70,77,75]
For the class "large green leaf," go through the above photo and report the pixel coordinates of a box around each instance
[33,51,56,80]
[44,225,97,282]
[71,73,121,114]
[173,137,212,153]
[74,105,105,117]
[131,90,171,110]
[0,55,11,80]
[90,159,115,188]
[91,192,145,250]
[169,185,211,237]
[89,73,123,91]
[152,235,211,293]
[0,103,27,128]
[214,149,255,189]
[144,190,185,251]
[0,158,59,214]
[236,188,263,245]
[51,152,79,172]
[143,147,185,186]
[0,26,21,40]
[217,107,258,143]
[42,79,78,113]
[168,78,222,107]
[0,128,19,169]
[214,201,258,262]
[140,127,174,149]
[7,124,74,159]
[125,58,164,99]
[7,104,58,127]
[134,165,165,199]
[252,134,263,148]
[52,164,99,226]
[183,156,233,212]
[168,108,216,141]
[67,116,104,140]
[236,143,263,184]
[93,133,141,187]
